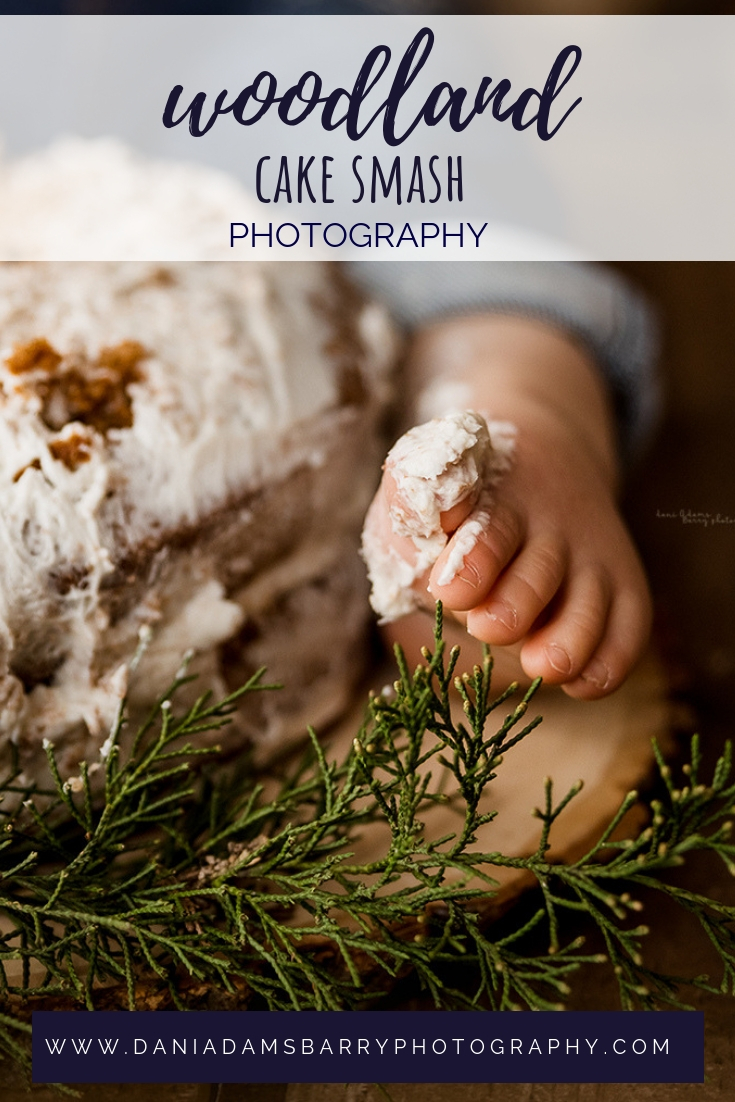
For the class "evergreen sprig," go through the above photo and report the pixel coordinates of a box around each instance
[1,604,735,1076]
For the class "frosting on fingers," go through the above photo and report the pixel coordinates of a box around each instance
[362,410,516,621]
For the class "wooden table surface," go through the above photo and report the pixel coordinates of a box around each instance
[6,263,735,1101]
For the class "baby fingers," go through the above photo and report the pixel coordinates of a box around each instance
[465,536,568,644]
[428,499,525,611]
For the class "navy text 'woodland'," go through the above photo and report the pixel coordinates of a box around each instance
[162,28,582,147]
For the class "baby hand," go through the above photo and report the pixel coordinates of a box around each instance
[363,406,651,700]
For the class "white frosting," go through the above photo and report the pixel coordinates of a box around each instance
[362,411,516,621]
[436,510,491,589]
[0,137,270,261]
[0,265,337,536]
[0,259,395,771]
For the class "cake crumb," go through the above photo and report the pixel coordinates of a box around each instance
[6,337,148,436]
[5,337,62,376]
[49,433,93,471]
[12,457,42,482]
[38,340,148,434]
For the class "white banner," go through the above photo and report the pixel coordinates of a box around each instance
[0,15,732,259]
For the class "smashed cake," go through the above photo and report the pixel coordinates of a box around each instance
[0,261,395,780]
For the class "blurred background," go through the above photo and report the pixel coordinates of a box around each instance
[1,2,735,17]
[617,263,735,719]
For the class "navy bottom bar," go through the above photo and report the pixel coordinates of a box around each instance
[32,1010,704,1084]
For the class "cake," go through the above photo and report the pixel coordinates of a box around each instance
[0,137,265,261]
[0,261,395,781]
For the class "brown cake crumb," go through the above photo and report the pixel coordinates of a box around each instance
[97,340,148,380]
[49,433,93,471]
[48,563,91,596]
[144,267,178,289]
[12,457,42,482]
[5,337,62,376]
[39,340,148,435]
[5,338,148,435]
